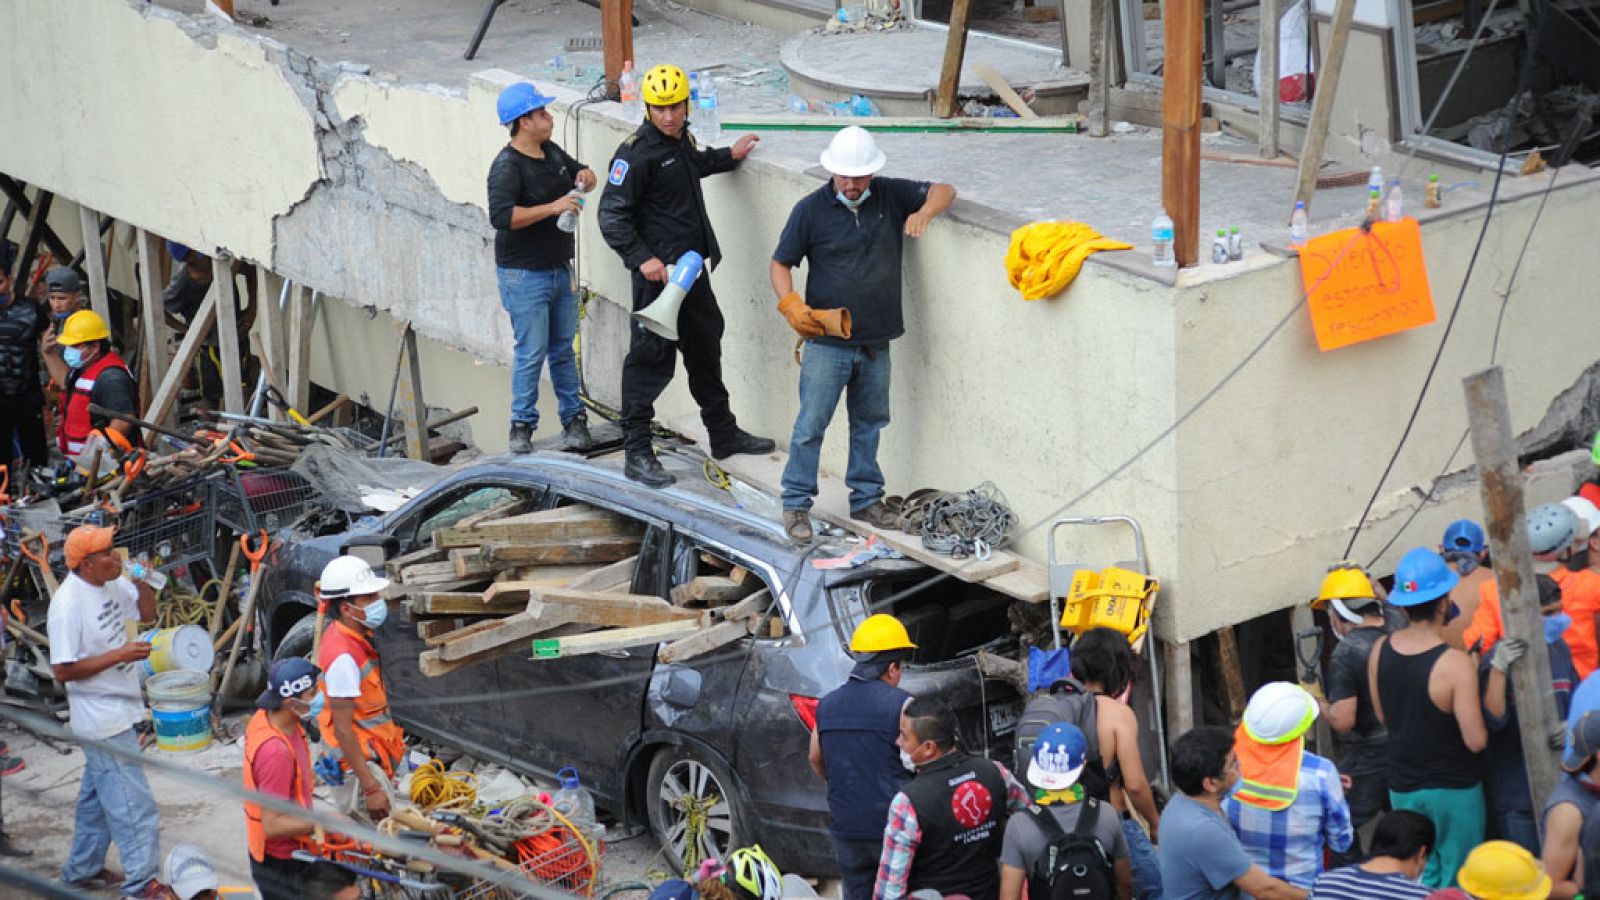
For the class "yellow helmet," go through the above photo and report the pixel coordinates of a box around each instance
[59,310,110,346]
[641,64,690,106]
[1312,562,1376,610]
[850,614,917,654]
[1456,840,1551,900]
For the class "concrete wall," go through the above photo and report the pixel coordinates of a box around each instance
[4,0,1598,644]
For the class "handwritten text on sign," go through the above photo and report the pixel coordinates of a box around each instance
[1298,218,1436,351]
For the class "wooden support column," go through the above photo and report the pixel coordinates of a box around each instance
[0,200,17,250]
[1465,367,1562,833]
[1162,0,1204,266]
[212,255,244,414]
[255,268,287,419]
[396,322,428,461]
[0,176,74,267]
[135,229,170,410]
[1215,625,1246,719]
[1164,639,1195,739]
[77,206,110,324]
[12,190,53,287]
[935,0,975,118]
[286,285,315,413]
[1258,0,1280,157]
[1087,0,1113,136]
[145,288,217,434]
[1291,0,1356,214]
[601,0,635,93]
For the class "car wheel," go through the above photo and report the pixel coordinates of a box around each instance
[646,745,748,873]
[273,613,318,664]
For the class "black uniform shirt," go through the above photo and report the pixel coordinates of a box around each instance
[487,141,589,270]
[598,121,738,272]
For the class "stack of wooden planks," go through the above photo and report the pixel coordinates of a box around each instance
[389,502,775,676]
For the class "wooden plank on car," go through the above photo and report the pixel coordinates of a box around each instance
[529,619,700,660]
[721,589,772,623]
[420,624,591,676]
[481,535,642,567]
[517,587,703,628]
[658,617,757,664]
[671,575,761,608]
[389,546,447,580]
[409,590,526,616]
[452,496,538,531]
[436,610,584,661]
[493,564,594,585]
[434,507,638,549]
[565,555,639,593]
[399,560,469,586]
[450,547,495,579]
[417,619,461,640]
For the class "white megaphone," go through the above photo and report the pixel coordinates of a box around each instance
[633,251,705,341]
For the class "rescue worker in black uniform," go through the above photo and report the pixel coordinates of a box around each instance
[597,63,775,488]
[0,243,50,467]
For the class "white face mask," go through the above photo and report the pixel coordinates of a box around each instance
[836,187,872,210]
[900,748,917,771]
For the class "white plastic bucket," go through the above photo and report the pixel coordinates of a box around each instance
[146,669,212,753]
[139,626,215,678]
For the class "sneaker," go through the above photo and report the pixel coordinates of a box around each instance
[0,756,22,777]
[561,414,595,452]
[850,501,897,530]
[67,867,124,889]
[130,880,177,899]
[783,510,814,543]
[508,422,533,455]
[710,429,776,460]
[624,450,675,488]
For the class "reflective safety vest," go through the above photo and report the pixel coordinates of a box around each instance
[242,709,313,863]
[1234,724,1303,811]
[317,620,406,775]
[56,350,129,454]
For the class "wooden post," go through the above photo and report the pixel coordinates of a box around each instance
[1291,0,1355,214]
[1216,625,1246,719]
[1161,0,1204,265]
[77,206,110,324]
[135,229,169,410]
[396,323,429,461]
[0,177,74,268]
[286,285,315,413]
[601,0,635,94]
[212,255,244,414]
[1464,366,1562,832]
[1087,0,1112,136]
[0,201,17,254]
[145,288,217,434]
[1258,0,1280,157]
[255,268,287,419]
[12,190,52,286]
[934,0,975,118]
[1164,639,1195,738]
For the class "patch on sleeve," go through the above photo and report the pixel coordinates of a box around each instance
[609,159,630,186]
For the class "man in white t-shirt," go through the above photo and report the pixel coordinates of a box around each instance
[47,524,165,898]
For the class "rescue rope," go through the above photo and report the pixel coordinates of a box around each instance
[919,482,1017,559]
[409,760,480,812]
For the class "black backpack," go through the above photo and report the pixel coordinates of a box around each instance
[1025,798,1115,900]
[1014,678,1110,801]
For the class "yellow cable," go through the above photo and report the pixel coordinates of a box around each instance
[703,459,731,490]
[409,760,479,812]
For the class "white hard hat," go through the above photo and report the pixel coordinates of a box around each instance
[819,125,886,177]
[164,844,219,900]
[319,554,391,599]
[1243,681,1318,745]
[1564,496,1600,537]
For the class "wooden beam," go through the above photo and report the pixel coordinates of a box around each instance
[1162,0,1204,266]
[213,255,244,414]
[565,555,640,593]
[409,591,525,616]
[481,535,644,567]
[11,189,52,287]
[720,589,772,623]
[450,547,496,580]
[971,63,1039,119]
[77,206,109,324]
[434,509,638,548]
[143,286,217,434]
[0,177,73,269]
[255,268,287,419]
[135,229,169,410]
[1164,640,1195,739]
[529,619,701,660]
[1465,366,1562,831]
[934,0,975,118]
[1291,0,1356,215]
[286,285,314,413]
[396,322,428,461]
[1258,0,1281,158]
[601,0,635,95]
[658,618,756,664]
[1086,0,1112,136]
[1216,625,1246,719]
[454,497,543,531]
[435,610,581,662]
[493,564,595,585]
[670,575,761,608]
[519,587,702,628]
[420,623,591,677]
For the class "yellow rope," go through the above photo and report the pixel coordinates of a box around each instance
[409,760,479,813]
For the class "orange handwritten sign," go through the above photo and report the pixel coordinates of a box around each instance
[1298,218,1436,351]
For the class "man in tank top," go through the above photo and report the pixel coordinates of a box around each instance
[1367,547,1487,891]
[1542,709,1600,898]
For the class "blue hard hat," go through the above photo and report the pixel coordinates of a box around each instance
[167,241,192,262]
[497,82,556,125]
[1442,519,1486,555]
[1388,547,1460,606]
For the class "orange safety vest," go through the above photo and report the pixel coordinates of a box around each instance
[1233,724,1303,812]
[56,350,130,454]
[317,620,406,775]
[1465,571,1600,679]
[242,709,314,863]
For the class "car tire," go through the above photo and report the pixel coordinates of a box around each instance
[645,745,749,873]
[273,613,318,664]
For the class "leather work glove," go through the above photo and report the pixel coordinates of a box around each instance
[777,292,825,339]
[1490,637,1528,673]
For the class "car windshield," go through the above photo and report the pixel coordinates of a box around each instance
[832,574,1017,665]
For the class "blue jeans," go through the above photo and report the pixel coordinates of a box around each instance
[1123,816,1164,900]
[781,342,891,513]
[1494,808,1540,857]
[62,729,160,895]
[497,265,582,428]
[831,834,883,900]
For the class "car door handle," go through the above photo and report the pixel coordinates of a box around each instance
[599,649,631,659]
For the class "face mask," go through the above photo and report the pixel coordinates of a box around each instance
[1546,611,1573,645]
[1568,547,1591,572]
[62,346,85,369]
[300,691,326,721]
[900,748,918,772]
[53,312,70,331]
[1444,551,1480,577]
[836,188,871,210]
[1445,601,1461,626]
[359,598,388,630]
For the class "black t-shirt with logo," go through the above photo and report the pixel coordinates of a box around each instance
[487,142,588,270]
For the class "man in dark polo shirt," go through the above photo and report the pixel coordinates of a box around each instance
[487,80,597,454]
[769,126,955,542]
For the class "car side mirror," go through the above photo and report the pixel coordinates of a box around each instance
[342,533,400,567]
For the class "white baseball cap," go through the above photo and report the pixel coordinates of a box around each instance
[164,844,219,900]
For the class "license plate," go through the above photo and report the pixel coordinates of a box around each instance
[989,700,1023,736]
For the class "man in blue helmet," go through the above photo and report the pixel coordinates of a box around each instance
[1367,547,1487,890]
[1440,519,1492,649]
[487,81,596,455]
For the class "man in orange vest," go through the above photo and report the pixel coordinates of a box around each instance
[244,658,322,899]
[43,310,139,457]
[316,555,406,820]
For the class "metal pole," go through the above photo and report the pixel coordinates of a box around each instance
[248,277,294,419]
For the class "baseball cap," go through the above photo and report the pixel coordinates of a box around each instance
[648,880,700,900]
[164,844,219,900]
[1027,722,1087,791]
[45,266,81,293]
[257,657,320,710]
[167,240,192,262]
[1565,709,1600,772]
[1442,519,1486,555]
[63,524,117,570]
[1564,496,1600,537]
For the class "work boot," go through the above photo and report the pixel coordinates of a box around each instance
[0,833,30,858]
[508,422,533,455]
[783,510,814,543]
[624,449,675,488]
[562,413,595,452]
[851,500,897,530]
[130,881,176,900]
[711,429,776,460]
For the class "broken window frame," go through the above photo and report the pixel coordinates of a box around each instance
[665,525,801,644]
[902,0,1076,62]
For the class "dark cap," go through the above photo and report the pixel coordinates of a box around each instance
[1565,709,1600,772]
[256,657,319,710]
[45,267,81,293]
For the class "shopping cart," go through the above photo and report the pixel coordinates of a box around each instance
[456,826,604,899]
[212,466,318,534]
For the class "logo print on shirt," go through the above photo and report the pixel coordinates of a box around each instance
[661,157,677,167]
[950,780,993,830]
[609,159,630,185]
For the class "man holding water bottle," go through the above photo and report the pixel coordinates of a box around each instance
[488,80,598,456]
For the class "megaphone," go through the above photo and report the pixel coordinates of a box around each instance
[633,251,705,341]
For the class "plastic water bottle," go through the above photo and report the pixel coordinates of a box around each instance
[1383,179,1404,222]
[1227,226,1243,261]
[696,73,721,143]
[1151,212,1175,268]
[619,61,641,120]
[1211,229,1230,264]
[1367,165,1384,196]
[1290,201,1309,243]
[1425,174,1442,209]
[689,71,700,109]
[551,767,597,832]
[556,189,585,233]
